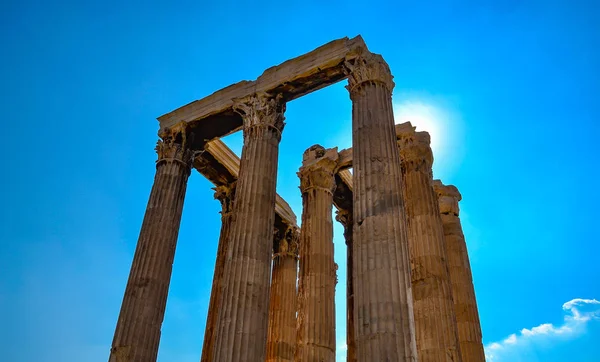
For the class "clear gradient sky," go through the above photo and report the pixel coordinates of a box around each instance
[1,1,599,361]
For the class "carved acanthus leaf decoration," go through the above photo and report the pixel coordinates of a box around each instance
[397,130,434,173]
[287,226,300,258]
[233,92,286,138]
[299,168,337,194]
[345,52,395,94]
[278,237,289,254]
[213,182,236,215]
[155,122,193,166]
[298,145,339,194]
[274,226,300,259]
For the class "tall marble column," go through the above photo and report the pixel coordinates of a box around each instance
[335,209,356,362]
[433,181,485,362]
[345,52,418,361]
[109,123,193,362]
[397,127,462,362]
[212,93,286,362]
[266,226,300,362]
[296,145,338,362]
[201,182,236,362]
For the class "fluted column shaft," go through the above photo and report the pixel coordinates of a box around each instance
[346,53,417,361]
[212,93,286,362]
[109,124,193,362]
[266,227,300,362]
[296,146,338,362]
[201,182,236,362]
[336,209,356,362]
[398,130,462,362]
[433,182,485,362]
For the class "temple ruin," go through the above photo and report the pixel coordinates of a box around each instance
[108,36,485,362]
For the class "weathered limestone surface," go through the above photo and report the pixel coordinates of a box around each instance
[398,125,462,362]
[116,34,485,362]
[296,146,338,362]
[266,227,300,362]
[346,52,418,361]
[201,182,236,362]
[212,93,286,362]
[335,208,356,362]
[433,181,485,362]
[109,124,193,362]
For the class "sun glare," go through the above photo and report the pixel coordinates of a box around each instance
[326,96,463,178]
[393,100,448,159]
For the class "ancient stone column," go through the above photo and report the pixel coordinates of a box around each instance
[266,226,300,362]
[335,208,356,362]
[201,182,236,362]
[296,145,338,362]
[212,93,286,362]
[109,123,193,362]
[345,52,418,361]
[433,181,485,362]
[397,127,462,362]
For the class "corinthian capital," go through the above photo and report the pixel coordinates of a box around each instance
[397,128,434,173]
[297,145,339,195]
[233,92,286,139]
[345,52,395,94]
[274,226,300,259]
[155,122,193,167]
[213,182,237,217]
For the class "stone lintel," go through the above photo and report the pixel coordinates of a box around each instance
[157,36,368,133]
[195,138,298,228]
[333,171,353,212]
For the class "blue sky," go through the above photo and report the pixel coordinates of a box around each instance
[1,1,599,361]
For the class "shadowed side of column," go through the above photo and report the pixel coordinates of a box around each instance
[266,227,300,362]
[335,208,356,362]
[201,182,236,362]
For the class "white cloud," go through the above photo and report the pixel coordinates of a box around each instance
[504,333,518,344]
[484,298,600,361]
